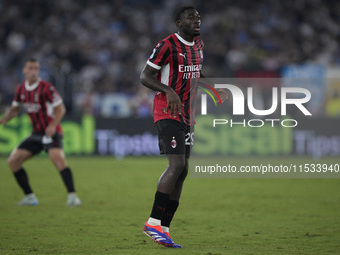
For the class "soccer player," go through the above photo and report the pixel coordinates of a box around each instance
[0,58,81,207]
[140,6,227,248]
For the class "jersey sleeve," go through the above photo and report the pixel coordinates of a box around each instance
[146,40,170,70]
[12,85,22,107]
[46,84,63,107]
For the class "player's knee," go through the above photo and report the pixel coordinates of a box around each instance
[52,159,66,171]
[171,159,186,172]
[8,156,20,171]
[7,156,13,167]
[177,159,189,181]
[49,154,57,163]
[49,155,67,171]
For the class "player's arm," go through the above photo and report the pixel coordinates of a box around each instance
[45,103,66,137]
[140,64,182,118]
[0,105,21,126]
[200,72,228,103]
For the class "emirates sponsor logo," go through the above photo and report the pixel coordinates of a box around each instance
[179,64,202,79]
[24,103,41,113]
[179,64,202,73]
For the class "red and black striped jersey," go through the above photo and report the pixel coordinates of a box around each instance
[147,33,204,126]
[12,79,63,134]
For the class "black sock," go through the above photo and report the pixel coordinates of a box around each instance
[14,168,33,195]
[150,191,170,220]
[162,200,179,227]
[60,167,75,193]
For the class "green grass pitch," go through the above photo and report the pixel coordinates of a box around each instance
[0,156,339,254]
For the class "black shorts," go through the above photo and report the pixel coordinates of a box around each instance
[18,133,63,155]
[156,119,194,158]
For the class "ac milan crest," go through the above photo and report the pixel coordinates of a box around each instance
[171,137,177,148]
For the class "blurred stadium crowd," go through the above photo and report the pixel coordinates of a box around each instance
[0,0,340,117]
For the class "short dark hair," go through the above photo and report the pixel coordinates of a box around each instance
[174,6,196,22]
[25,58,39,64]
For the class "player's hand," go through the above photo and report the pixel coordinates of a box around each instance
[216,88,228,103]
[45,124,57,137]
[165,88,182,118]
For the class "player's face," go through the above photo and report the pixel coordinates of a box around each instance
[23,61,40,84]
[178,9,201,39]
